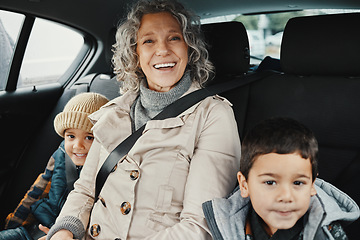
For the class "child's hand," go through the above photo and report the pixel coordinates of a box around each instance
[38,224,49,240]
[39,224,50,234]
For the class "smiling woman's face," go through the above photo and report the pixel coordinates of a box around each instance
[136,12,188,92]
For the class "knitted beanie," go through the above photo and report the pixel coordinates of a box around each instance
[54,92,109,137]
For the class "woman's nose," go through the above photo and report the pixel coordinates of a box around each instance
[155,41,170,56]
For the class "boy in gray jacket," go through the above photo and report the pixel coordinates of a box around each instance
[203,117,359,240]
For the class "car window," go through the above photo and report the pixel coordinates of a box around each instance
[0,10,22,90]
[19,18,84,88]
[0,10,84,90]
[201,9,360,65]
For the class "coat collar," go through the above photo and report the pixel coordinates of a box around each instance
[88,83,202,152]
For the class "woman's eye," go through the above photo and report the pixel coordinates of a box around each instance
[170,36,181,41]
[143,39,153,44]
[265,181,276,185]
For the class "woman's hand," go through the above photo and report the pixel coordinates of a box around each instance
[47,229,76,240]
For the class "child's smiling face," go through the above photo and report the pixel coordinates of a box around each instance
[64,128,94,166]
[238,152,317,236]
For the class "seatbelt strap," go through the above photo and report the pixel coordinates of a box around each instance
[95,70,274,199]
[65,152,79,192]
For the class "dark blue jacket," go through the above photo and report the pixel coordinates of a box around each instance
[30,141,77,228]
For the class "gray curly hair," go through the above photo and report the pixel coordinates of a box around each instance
[112,0,214,93]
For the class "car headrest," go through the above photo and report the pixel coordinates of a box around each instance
[281,13,360,76]
[201,21,250,78]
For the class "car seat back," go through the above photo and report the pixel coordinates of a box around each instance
[222,13,360,238]
[281,13,360,76]
[201,21,250,84]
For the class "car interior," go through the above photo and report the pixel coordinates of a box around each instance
[1,0,359,238]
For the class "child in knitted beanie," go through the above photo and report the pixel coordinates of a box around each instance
[0,92,109,240]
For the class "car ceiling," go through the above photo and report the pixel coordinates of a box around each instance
[1,0,360,42]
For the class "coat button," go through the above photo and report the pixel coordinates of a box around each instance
[120,201,131,215]
[130,170,139,180]
[90,224,101,237]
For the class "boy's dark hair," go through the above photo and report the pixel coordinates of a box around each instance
[240,117,318,181]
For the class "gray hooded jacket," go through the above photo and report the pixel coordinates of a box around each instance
[202,178,359,240]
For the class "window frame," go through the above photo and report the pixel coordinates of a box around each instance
[2,11,95,91]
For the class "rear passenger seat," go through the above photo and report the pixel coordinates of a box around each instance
[57,13,360,238]
[218,13,360,238]
[4,13,359,239]
[46,18,360,239]
[87,17,359,238]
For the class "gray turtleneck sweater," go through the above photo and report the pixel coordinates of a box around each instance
[130,72,192,131]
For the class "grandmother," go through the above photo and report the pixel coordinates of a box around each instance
[47,0,240,239]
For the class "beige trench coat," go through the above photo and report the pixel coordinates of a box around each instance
[56,84,241,239]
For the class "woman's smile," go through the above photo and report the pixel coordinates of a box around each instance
[153,62,176,69]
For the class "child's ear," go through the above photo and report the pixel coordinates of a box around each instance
[310,179,317,196]
[237,171,250,198]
